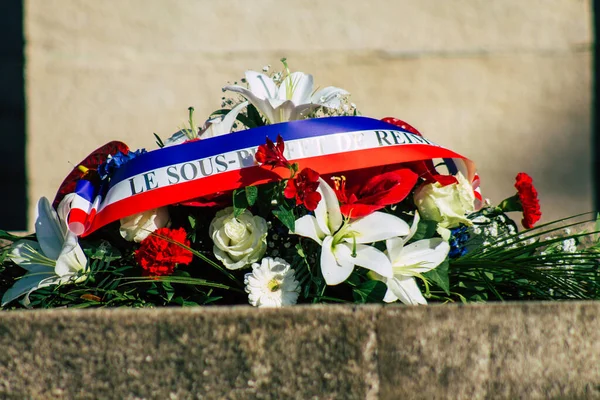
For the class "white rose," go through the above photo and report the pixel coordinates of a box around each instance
[209,207,268,270]
[119,207,170,243]
[413,172,475,230]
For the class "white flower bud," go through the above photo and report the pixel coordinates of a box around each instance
[119,207,170,243]
[413,172,475,229]
[209,207,268,270]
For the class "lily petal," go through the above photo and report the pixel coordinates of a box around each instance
[387,276,428,305]
[279,72,313,104]
[1,269,57,307]
[164,130,189,147]
[311,86,349,108]
[55,232,87,279]
[335,243,393,279]
[35,197,65,260]
[385,237,405,265]
[9,240,48,270]
[393,238,450,274]
[402,212,421,245]
[201,101,249,138]
[245,71,278,100]
[383,287,399,303]
[315,178,343,235]
[223,85,278,124]
[288,103,321,121]
[348,212,410,244]
[271,100,297,124]
[293,215,325,245]
[320,236,354,285]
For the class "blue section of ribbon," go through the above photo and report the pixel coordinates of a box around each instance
[109,116,410,188]
[74,179,97,203]
[443,158,459,175]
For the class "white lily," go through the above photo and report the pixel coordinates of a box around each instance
[164,101,248,146]
[381,212,450,305]
[293,178,410,285]
[223,70,349,124]
[2,196,88,307]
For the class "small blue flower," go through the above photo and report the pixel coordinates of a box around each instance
[449,225,470,259]
[98,149,146,180]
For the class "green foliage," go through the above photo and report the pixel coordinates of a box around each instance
[447,213,600,301]
[273,203,296,232]
[153,133,165,148]
[352,280,387,303]
[232,189,249,217]
[410,219,438,242]
[245,186,258,207]
[0,231,29,242]
[423,260,450,295]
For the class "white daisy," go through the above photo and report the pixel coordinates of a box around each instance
[244,257,300,307]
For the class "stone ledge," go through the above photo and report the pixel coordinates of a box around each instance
[0,302,599,399]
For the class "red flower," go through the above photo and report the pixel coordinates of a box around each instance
[284,168,322,211]
[135,227,193,277]
[333,168,419,218]
[515,172,542,229]
[255,135,290,169]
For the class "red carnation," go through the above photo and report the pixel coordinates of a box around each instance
[333,168,419,218]
[284,167,322,211]
[515,172,542,229]
[135,227,193,277]
[255,134,290,169]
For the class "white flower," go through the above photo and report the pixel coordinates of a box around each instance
[164,101,248,146]
[413,172,476,239]
[2,196,88,307]
[209,207,268,270]
[562,238,577,253]
[223,70,349,124]
[293,178,410,285]
[378,212,450,305]
[244,257,300,307]
[119,207,170,243]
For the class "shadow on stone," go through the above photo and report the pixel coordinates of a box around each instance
[0,2,26,230]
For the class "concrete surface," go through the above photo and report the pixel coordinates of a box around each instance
[0,302,600,399]
[23,0,593,228]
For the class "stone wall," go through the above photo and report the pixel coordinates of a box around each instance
[24,0,593,228]
[1,303,600,399]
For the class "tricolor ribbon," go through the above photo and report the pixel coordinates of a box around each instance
[69,116,477,236]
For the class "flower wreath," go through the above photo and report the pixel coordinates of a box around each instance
[2,59,597,311]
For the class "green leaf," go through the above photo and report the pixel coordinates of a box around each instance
[153,133,165,148]
[162,281,175,302]
[188,215,196,230]
[247,104,266,127]
[210,109,229,116]
[352,280,387,303]
[172,297,200,307]
[423,260,450,295]
[245,186,258,206]
[0,230,26,241]
[410,219,439,242]
[235,113,258,129]
[295,243,306,258]
[273,205,295,232]
[232,189,249,217]
[82,241,122,261]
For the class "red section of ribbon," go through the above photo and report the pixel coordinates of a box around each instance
[84,144,474,236]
